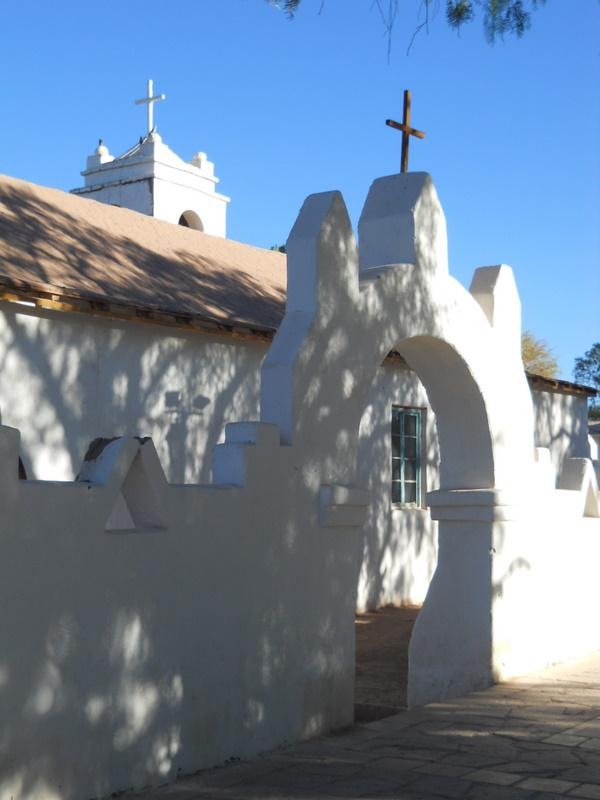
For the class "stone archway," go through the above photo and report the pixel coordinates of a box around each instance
[260,172,536,705]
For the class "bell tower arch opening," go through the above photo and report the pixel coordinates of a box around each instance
[178,210,204,231]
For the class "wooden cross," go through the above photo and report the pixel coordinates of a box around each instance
[386,90,425,173]
[135,79,166,135]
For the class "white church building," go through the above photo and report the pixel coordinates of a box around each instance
[0,83,592,609]
[0,82,598,798]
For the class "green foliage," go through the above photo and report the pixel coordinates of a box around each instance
[447,0,544,42]
[446,1,475,28]
[574,342,600,417]
[521,330,558,378]
[270,244,287,253]
[267,0,546,43]
[268,0,302,16]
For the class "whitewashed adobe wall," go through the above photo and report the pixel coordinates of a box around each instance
[0,301,440,612]
[77,178,154,217]
[257,171,600,707]
[357,361,440,609]
[531,386,591,473]
[1,171,600,799]
[0,426,361,799]
[0,305,590,618]
[0,304,265,484]
[0,302,586,489]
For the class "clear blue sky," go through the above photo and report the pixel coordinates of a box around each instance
[0,1,598,379]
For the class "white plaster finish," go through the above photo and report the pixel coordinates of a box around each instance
[409,466,600,707]
[260,171,600,711]
[0,304,265,484]
[0,425,359,797]
[0,300,441,611]
[73,134,230,237]
[0,298,587,613]
[151,176,227,234]
[490,510,600,682]
[86,141,114,170]
[356,360,440,611]
[1,169,599,798]
[558,457,600,517]
[469,266,522,363]
[532,446,556,492]
[531,386,591,476]
[72,178,155,217]
[262,172,534,494]
[589,435,600,487]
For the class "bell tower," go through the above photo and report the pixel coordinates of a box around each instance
[71,80,230,237]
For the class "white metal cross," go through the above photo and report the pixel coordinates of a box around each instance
[135,79,166,135]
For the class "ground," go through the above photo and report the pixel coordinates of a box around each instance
[354,605,420,722]
[126,651,600,799]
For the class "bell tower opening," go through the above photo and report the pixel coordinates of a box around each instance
[178,211,204,231]
[72,82,230,237]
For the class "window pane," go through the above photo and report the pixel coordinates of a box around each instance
[391,406,423,508]
[404,437,417,459]
[404,414,417,436]
[404,482,417,503]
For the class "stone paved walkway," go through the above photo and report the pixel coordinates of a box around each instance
[130,652,600,800]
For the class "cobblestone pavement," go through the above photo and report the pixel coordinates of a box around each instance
[130,653,600,800]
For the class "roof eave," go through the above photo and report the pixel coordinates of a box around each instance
[0,275,594,398]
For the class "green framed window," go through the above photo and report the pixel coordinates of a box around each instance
[391,407,422,506]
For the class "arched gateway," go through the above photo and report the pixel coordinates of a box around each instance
[1,172,598,793]
[260,172,537,705]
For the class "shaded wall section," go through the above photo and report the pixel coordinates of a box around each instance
[531,388,590,477]
[0,302,589,614]
[357,361,439,610]
[0,303,441,608]
[0,431,360,799]
[0,303,264,483]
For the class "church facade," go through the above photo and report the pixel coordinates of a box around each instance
[0,118,593,610]
[0,94,598,795]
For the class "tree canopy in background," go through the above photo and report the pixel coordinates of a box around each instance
[574,343,600,419]
[521,330,558,378]
[267,0,546,44]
